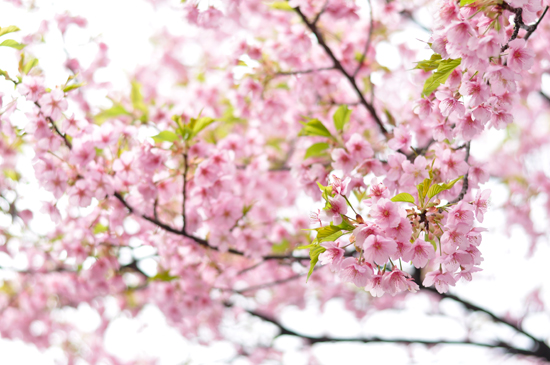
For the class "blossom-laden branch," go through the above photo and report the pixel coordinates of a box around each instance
[500,3,549,51]
[293,6,389,136]
[113,192,308,262]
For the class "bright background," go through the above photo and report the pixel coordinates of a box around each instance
[0,0,549,364]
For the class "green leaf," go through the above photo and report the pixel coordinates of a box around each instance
[150,270,178,282]
[22,58,38,74]
[296,243,317,250]
[152,131,179,143]
[414,53,442,72]
[390,192,415,204]
[314,225,342,243]
[333,105,352,131]
[269,1,293,10]
[304,142,329,160]
[417,178,431,204]
[95,104,130,122]
[63,82,86,92]
[92,223,109,234]
[426,176,463,200]
[299,118,333,138]
[131,81,147,113]
[317,182,333,202]
[442,175,463,190]
[307,245,326,281]
[0,26,20,38]
[4,169,20,181]
[272,239,290,253]
[334,220,355,231]
[459,0,476,5]
[191,116,215,136]
[0,69,10,80]
[422,58,461,97]
[0,39,25,50]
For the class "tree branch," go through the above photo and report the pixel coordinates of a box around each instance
[500,3,549,51]
[293,6,389,136]
[113,191,309,262]
[244,308,547,359]
[422,287,550,361]
[276,67,335,76]
[182,152,189,233]
[450,141,470,204]
[353,0,374,78]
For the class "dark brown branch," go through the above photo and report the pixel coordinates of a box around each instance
[353,0,375,78]
[500,3,549,51]
[113,191,309,261]
[293,6,389,136]
[540,90,550,104]
[450,141,470,204]
[34,101,72,149]
[244,308,546,359]
[422,287,550,361]
[311,0,329,26]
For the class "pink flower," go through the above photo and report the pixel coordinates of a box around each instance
[388,125,411,151]
[69,180,93,207]
[382,268,418,296]
[386,153,406,182]
[370,198,400,229]
[329,175,351,196]
[455,114,484,141]
[363,235,397,266]
[459,80,490,108]
[437,149,469,180]
[400,155,429,186]
[319,195,348,225]
[353,223,383,247]
[423,270,456,293]
[331,148,355,173]
[38,89,68,121]
[436,91,465,118]
[447,201,474,228]
[402,238,435,268]
[473,189,491,223]
[17,76,46,102]
[365,273,385,297]
[387,217,413,243]
[339,258,373,287]
[345,133,373,162]
[319,241,345,269]
[507,39,535,73]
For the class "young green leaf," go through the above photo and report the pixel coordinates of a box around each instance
[92,223,109,234]
[307,245,326,281]
[0,26,20,38]
[269,1,293,10]
[299,118,333,138]
[191,116,215,135]
[414,53,442,72]
[459,0,476,6]
[22,58,38,74]
[131,81,147,113]
[426,176,463,200]
[304,142,329,160]
[422,58,461,97]
[152,131,179,143]
[390,192,416,204]
[63,82,86,93]
[333,105,352,131]
[0,39,25,50]
[95,104,130,122]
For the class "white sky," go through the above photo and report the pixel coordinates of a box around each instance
[0,0,548,364]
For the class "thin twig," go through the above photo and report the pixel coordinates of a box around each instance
[500,3,549,51]
[293,6,389,136]
[276,67,335,76]
[182,153,189,233]
[113,191,309,261]
[353,0,375,78]
[450,141,470,204]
